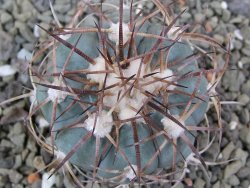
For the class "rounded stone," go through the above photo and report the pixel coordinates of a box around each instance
[0,11,13,24]
[240,127,250,144]
[237,166,250,179]
[205,8,214,18]
[194,13,205,23]
[222,9,231,22]
[227,175,240,186]
[209,16,219,29]
[238,94,250,105]
[239,108,250,124]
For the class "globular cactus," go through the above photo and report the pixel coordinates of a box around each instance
[30,0,228,186]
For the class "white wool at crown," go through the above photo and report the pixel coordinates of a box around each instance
[84,111,113,138]
[108,22,130,45]
[141,69,175,94]
[87,56,107,85]
[86,19,177,123]
[86,56,176,122]
[117,97,147,122]
[118,105,138,121]
[123,58,147,77]
[154,68,176,90]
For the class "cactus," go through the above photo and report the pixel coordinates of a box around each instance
[28,0,228,186]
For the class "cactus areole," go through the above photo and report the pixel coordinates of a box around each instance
[33,0,225,185]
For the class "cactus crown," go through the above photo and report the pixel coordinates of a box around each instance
[29,0,229,186]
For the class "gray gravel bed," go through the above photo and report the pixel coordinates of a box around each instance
[0,0,249,187]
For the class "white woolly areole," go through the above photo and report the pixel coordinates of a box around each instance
[47,80,67,103]
[167,26,182,40]
[42,172,56,188]
[84,111,113,138]
[106,72,120,94]
[106,73,119,86]
[118,105,136,121]
[29,89,36,104]
[123,165,138,180]
[161,117,185,139]
[118,97,145,121]
[108,22,130,45]
[123,59,147,77]
[89,56,176,125]
[87,56,107,84]
[55,150,67,161]
[143,68,175,92]
[156,69,174,80]
[155,68,176,90]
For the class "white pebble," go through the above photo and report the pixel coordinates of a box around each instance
[230,39,235,50]
[218,153,223,159]
[17,48,33,61]
[34,25,40,38]
[234,29,243,41]
[229,121,237,130]
[238,61,243,69]
[0,65,17,77]
[221,1,228,10]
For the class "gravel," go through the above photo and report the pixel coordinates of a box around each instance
[0,0,249,187]
[0,65,17,77]
[227,0,250,17]
[221,141,235,160]
[0,31,14,61]
[17,49,33,61]
[240,127,250,144]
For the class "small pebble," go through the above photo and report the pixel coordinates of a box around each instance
[17,48,32,61]
[27,173,40,184]
[0,65,17,77]
[33,25,40,38]
[240,127,250,144]
[237,166,250,179]
[33,156,45,171]
[234,29,244,41]
[8,170,23,184]
[221,142,235,160]
[0,11,13,24]
[221,1,228,10]
[222,9,231,22]
[227,175,240,186]
[194,178,205,188]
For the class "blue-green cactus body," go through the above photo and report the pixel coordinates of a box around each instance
[36,6,209,181]
[98,123,158,179]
